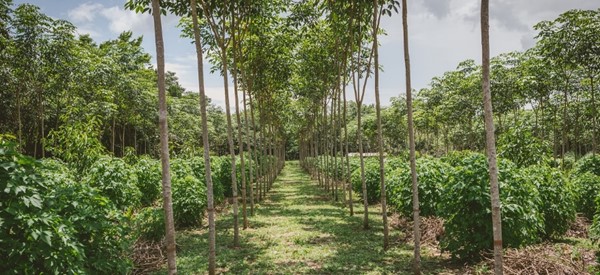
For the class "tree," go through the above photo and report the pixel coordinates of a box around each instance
[189,0,217,272]
[481,0,503,274]
[401,0,420,273]
[372,0,389,250]
[198,0,241,247]
[150,0,177,273]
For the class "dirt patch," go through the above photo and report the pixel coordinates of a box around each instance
[566,214,590,239]
[131,239,166,275]
[390,213,445,247]
[465,242,597,275]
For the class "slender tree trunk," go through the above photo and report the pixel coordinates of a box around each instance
[373,0,389,250]
[151,0,177,273]
[122,124,126,157]
[16,87,22,148]
[357,102,369,229]
[344,79,353,216]
[249,92,261,202]
[402,0,420,272]
[243,89,255,214]
[231,23,248,230]
[221,45,240,247]
[591,76,597,155]
[190,0,216,272]
[481,1,503,274]
[112,118,116,154]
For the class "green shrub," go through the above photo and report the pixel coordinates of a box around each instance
[387,158,451,218]
[439,153,543,260]
[172,175,207,228]
[49,176,133,273]
[525,165,576,238]
[1,138,132,273]
[135,157,161,207]
[133,207,165,242]
[351,160,381,204]
[573,154,600,176]
[1,139,85,273]
[572,172,600,219]
[497,125,551,168]
[83,156,141,210]
[440,150,479,166]
[590,193,600,242]
[209,156,225,203]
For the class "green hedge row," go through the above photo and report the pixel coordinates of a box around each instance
[1,135,273,274]
[305,152,598,261]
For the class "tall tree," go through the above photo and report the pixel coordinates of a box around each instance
[151,0,177,273]
[372,0,389,250]
[401,0,420,273]
[198,0,240,247]
[481,0,503,274]
[189,0,217,272]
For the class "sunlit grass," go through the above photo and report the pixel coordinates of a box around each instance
[157,161,455,274]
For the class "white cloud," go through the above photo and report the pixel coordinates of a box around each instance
[100,6,154,35]
[67,2,103,23]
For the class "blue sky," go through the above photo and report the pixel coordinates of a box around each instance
[13,0,599,108]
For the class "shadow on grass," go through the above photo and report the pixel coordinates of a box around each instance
[159,161,454,274]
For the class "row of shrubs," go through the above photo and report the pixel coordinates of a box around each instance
[305,152,600,260]
[0,136,276,274]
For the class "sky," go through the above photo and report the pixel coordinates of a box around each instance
[12,0,600,108]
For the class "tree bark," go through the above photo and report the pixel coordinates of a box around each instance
[481,1,503,274]
[151,0,177,273]
[231,15,248,230]
[190,0,216,272]
[373,0,389,251]
[402,0,420,272]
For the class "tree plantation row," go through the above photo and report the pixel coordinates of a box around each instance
[0,137,283,273]
[302,153,600,261]
[1,0,600,274]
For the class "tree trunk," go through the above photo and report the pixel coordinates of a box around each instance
[231,21,248,230]
[344,77,353,216]
[249,92,261,202]
[151,0,177,273]
[243,88,255,214]
[481,1,503,274]
[221,45,240,247]
[591,76,597,155]
[373,0,389,250]
[402,0,420,272]
[190,0,216,272]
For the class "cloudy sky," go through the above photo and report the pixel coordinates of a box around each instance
[13,0,599,108]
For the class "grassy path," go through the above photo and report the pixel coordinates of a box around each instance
[166,161,448,274]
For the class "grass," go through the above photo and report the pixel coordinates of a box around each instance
[158,160,452,274]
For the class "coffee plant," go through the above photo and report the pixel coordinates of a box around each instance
[439,153,543,260]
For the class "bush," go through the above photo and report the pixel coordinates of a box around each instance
[172,175,207,228]
[83,156,141,210]
[573,154,600,176]
[0,138,132,273]
[387,158,451,218]
[1,139,86,273]
[572,172,600,219]
[497,125,551,168]
[439,153,543,260]
[135,157,162,207]
[525,165,576,238]
[133,207,165,242]
[440,150,479,166]
[351,160,381,204]
[590,193,600,242]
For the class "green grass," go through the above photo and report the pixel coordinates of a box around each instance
[158,161,453,274]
